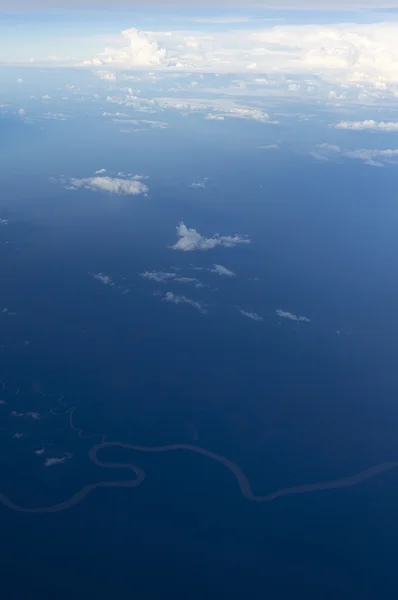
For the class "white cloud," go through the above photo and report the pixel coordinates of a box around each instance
[0,218,8,226]
[259,144,280,150]
[43,112,70,121]
[141,271,177,283]
[344,147,398,166]
[163,291,207,314]
[190,177,208,188]
[171,222,250,252]
[26,412,40,420]
[276,309,311,323]
[34,448,45,455]
[239,310,263,322]
[83,28,170,69]
[68,174,149,196]
[211,264,236,277]
[140,271,200,286]
[92,272,113,285]
[12,433,23,439]
[96,70,117,81]
[318,143,341,153]
[335,120,398,132]
[44,457,68,467]
[95,168,107,174]
[18,108,25,116]
[78,22,398,99]
[312,142,398,166]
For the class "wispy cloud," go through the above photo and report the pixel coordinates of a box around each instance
[344,148,398,167]
[276,309,310,323]
[190,177,208,189]
[140,271,200,286]
[163,291,207,314]
[67,174,148,196]
[141,271,177,283]
[239,309,263,322]
[171,222,250,252]
[44,456,69,467]
[313,143,398,167]
[259,144,280,150]
[211,264,236,277]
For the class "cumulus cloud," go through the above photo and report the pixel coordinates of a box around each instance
[67,174,149,196]
[72,21,398,99]
[95,168,107,174]
[335,120,398,132]
[276,309,311,323]
[239,309,263,322]
[163,291,207,314]
[171,222,250,252]
[83,28,170,69]
[211,264,236,277]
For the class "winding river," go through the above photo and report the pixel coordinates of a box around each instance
[0,403,397,513]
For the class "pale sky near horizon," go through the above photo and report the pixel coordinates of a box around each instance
[1,0,398,9]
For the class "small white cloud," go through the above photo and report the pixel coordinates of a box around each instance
[26,412,40,420]
[0,400,7,405]
[259,144,279,150]
[44,456,68,467]
[239,310,263,322]
[344,148,398,167]
[335,120,398,132]
[276,309,310,323]
[0,218,8,226]
[172,222,250,252]
[211,264,236,277]
[18,108,25,116]
[317,143,341,153]
[95,168,107,175]
[34,448,45,455]
[163,291,207,314]
[190,178,208,189]
[92,272,113,285]
[42,95,51,100]
[43,112,70,121]
[68,174,148,196]
[96,70,117,81]
[141,271,200,286]
[140,271,177,283]
[205,114,225,121]
[12,433,23,439]
[17,78,23,84]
